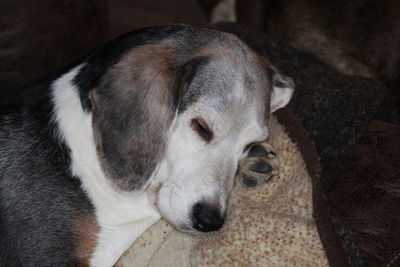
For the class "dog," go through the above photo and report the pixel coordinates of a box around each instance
[0,24,294,267]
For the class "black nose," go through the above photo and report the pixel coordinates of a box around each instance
[192,203,225,232]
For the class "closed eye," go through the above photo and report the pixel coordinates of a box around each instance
[190,117,213,142]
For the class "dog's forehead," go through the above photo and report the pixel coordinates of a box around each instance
[183,42,270,121]
[166,29,272,98]
[184,64,268,139]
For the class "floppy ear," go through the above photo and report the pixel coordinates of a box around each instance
[269,70,295,113]
[89,44,195,191]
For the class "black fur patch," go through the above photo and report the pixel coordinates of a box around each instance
[74,24,192,112]
[176,56,210,112]
[0,79,94,266]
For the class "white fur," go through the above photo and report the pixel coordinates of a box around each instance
[52,66,161,267]
[151,87,269,232]
[270,85,294,113]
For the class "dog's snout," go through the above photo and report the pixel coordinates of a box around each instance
[192,202,225,232]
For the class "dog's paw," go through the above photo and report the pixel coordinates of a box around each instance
[236,142,280,188]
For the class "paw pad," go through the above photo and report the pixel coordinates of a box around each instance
[237,142,280,188]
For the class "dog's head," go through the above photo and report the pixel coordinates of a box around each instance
[75,25,294,233]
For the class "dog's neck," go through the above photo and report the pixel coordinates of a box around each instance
[51,65,161,267]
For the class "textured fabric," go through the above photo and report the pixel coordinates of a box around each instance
[108,0,207,39]
[117,115,328,267]
[328,121,400,267]
[0,0,107,91]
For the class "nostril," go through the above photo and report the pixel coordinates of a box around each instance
[192,203,225,232]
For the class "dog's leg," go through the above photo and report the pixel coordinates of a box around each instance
[236,142,280,187]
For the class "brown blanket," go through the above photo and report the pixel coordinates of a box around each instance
[328,121,400,267]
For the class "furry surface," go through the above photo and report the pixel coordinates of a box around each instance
[328,121,400,267]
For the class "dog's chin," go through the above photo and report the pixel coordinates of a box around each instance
[163,217,223,236]
[153,186,215,235]
[156,210,202,235]
[157,213,196,234]
[175,224,197,234]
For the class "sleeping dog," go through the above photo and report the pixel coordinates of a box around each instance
[0,24,293,267]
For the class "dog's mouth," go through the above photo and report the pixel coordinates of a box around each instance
[148,180,227,234]
[176,224,196,233]
[164,203,227,234]
[175,222,223,235]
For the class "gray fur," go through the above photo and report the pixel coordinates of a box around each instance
[88,26,287,192]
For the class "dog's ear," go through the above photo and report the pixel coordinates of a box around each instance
[269,69,295,113]
[89,44,196,191]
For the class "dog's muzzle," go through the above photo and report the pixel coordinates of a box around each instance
[192,202,225,232]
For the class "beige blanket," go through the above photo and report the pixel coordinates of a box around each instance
[117,116,328,267]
